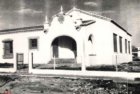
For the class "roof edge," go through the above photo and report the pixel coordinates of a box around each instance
[66,7,111,21]
[0,25,44,34]
[110,20,132,36]
[0,8,132,37]
[67,8,132,37]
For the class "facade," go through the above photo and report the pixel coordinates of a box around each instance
[0,7,132,73]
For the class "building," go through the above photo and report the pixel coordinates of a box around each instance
[132,47,140,60]
[0,7,132,73]
[136,47,140,58]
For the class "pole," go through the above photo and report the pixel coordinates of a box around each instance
[53,56,56,70]
[116,55,118,71]
[31,53,33,69]
[82,30,86,71]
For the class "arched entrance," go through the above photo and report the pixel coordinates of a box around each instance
[51,36,77,59]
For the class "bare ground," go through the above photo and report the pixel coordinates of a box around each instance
[0,75,140,94]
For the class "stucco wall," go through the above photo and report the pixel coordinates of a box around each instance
[0,9,132,70]
[83,19,113,66]
[45,15,84,64]
[0,30,49,65]
[68,10,132,66]
[110,22,132,64]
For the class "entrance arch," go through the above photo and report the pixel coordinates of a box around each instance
[51,36,77,59]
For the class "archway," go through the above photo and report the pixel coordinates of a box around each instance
[51,36,77,59]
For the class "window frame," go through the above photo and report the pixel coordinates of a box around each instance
[125,39,127,53]
[2,39,13,59]
[119,36,122,53]
[113,33,117,53]
[128,41,131,54]
[29,38,38,50]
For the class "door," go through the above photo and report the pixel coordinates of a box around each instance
[16,53,24,70]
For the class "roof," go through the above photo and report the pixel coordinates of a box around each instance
[66,7,111,21]
[110,20,132,36]
[0,25,44,35]
[67,7,132,36]
[0,8,132,36]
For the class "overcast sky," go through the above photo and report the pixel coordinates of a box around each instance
[0,0,140,46]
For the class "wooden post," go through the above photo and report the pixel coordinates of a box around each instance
[53,56,56,70]
[16,53,18,70]
[31,53,33,69]
[14,53,17,72]
[82,31,86,72]
[116,55,118,71]
[82,56,86,71]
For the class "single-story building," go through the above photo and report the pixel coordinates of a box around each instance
[0,7,132,73]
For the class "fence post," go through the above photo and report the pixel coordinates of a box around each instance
[82,56,86,72]
[14,53,17,72]
[116,55,118,71]
[31,53,33,69]
[53,56,56,70]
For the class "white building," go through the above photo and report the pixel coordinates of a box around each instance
[0,7,132,73]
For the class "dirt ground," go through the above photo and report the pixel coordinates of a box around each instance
[0,75,140,94]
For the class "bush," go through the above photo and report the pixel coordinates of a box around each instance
[133,57,140,61]
[0,63,13,68]
[86,65,116,71]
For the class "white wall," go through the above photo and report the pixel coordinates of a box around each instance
[0,30,49,65]
[43,15,84,64]
[110,22,132,65]
[0,9,132,72]
[68,9,132,66]
[68,10,112,66]
[84,19,113,65]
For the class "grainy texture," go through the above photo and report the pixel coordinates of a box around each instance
[0,76,139,94]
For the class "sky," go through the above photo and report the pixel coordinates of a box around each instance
[0,0,140,46]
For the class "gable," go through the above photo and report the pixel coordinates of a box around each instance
[66,8,132,36]
[0,8,132,37]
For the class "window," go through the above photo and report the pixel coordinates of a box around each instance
[3,40,13,59]
[88,34,93,43]
[119,36,122,53]
[125,39,127,53]
[113,33,117,52]
[128,41,131,54]
[29,38,38,49]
